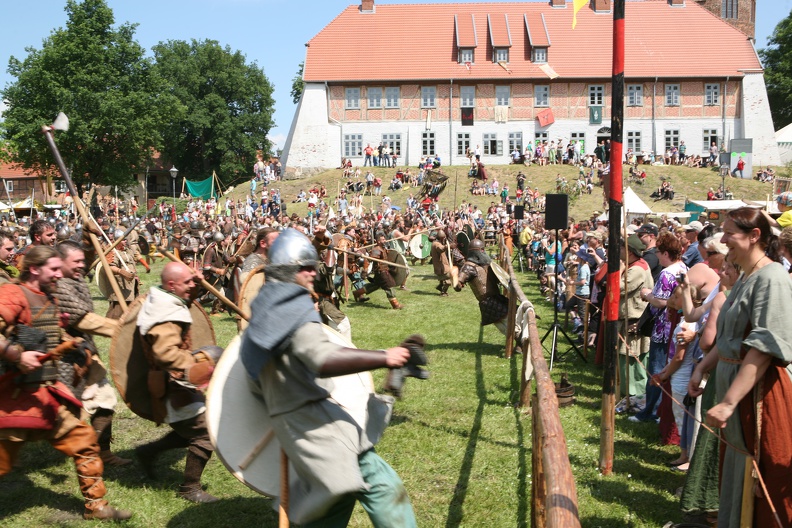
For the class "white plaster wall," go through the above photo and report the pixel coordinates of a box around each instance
[740,73,781,166]
[280,83,341,175]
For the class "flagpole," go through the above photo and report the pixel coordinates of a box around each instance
[600,0,625,476]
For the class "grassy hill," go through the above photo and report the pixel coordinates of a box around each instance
[224,162,780,221]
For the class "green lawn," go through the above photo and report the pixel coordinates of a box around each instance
[0,258,694,527]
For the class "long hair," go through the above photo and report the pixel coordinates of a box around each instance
[19,245,60,282]
[726,207,781,262]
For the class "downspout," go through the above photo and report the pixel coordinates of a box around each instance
[651,77,657,156]
[449,79,454,165]
[722,76,729,146]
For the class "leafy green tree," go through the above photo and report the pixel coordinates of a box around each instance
[760,9,792,130]
[291,62,304,104]
[152,39,274,185]
[1,0,178,192]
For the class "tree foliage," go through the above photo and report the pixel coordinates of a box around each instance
[1,0,178,191]
[152,39,274,185]
[291,62,304,104]
[759,9,792,130]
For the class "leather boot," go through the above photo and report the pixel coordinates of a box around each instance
[178,484,219,504]
[100,450,132,467]
[353,288,370,302]
[179,445,217,503]
[84,501,133,521]
[389,298,403,310]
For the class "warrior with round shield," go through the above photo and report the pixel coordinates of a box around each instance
[240,229,425,525]
[363,232,403,310]
[454,238,510,334]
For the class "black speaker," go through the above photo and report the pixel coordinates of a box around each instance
[544,194,568,230]
[514,205,525,220]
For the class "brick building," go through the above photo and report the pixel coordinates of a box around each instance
[281,0,779,174]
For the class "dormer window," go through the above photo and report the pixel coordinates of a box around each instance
[459,48,474,64]
[494,48,509,63]
[532,47,547,63]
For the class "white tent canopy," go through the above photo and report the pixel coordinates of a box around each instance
[687,199,759,211]
[597,187,653,220]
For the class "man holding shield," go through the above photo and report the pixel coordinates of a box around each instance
[241,228,423,526]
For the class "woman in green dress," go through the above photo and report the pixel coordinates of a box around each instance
[688,207,792,527]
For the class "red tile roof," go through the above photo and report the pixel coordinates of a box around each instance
[0,162,40,180]
[488,13,512,48]
[525,11,551,48]
[303,2,760,82]
[455,13,478,48]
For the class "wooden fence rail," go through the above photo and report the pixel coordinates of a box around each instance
[497,237,581,528]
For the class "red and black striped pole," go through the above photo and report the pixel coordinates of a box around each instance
[600,0,625,476]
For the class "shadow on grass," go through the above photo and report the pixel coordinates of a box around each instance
[509,353,530,527]
[167,496,276,528]
[0,471,85,520]
[578,477,679,527]
[429,341,503,357]
[444,325,486,528]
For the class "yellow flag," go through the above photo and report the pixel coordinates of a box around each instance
[573,0,588,29]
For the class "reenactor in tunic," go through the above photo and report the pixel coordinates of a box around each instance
[430,230,451,296]
[363,232,403,310]
[105,230,140,320]
[455,239,510,334]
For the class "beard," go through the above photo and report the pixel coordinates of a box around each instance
[40,278,58,295]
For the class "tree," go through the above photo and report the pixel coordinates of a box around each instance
[1,0,179,191]
[291,62,304,104]
[759,9,792,130]
[152,39,275,185]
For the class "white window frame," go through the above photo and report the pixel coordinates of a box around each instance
[367,87,382,109]
[382,133,402,156]
[535,85,549,107]
[627,131,642,151]
[343,134,363,158]
[703,129,719,154]
[665,84,680,106]
[535,132,549,147]
[508,132,523,153]
[460,86,475,107]
[483,133,502,156]
[4,181,13,193]
[422,131,436,156]
[457,132,471,156]
[627,84,643,106]
[385,87,400,109]
[494,48,509,63]
[664,129,680,151]
[495,85,510,107]
[459,48,474,64]
[345,88,360,110]
[704,83,720,106]
[589,85,604,106]
[532,47,547,64]
[421,86,436,108]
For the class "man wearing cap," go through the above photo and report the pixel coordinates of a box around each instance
[636,224,662,281]
[580,231,605,269]
[680,221,704,268]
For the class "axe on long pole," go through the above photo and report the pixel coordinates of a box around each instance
[41,113,128,311]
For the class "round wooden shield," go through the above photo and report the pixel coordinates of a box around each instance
[95,262,112,299]
[238,266,265,332]
[456,231,470,257]
[490,261,511,290]
[389,238,407,255]
[137,235,150,257]
[465,224,475,241]
[206,326,374,498]
[386,249,409,287]
[109,295,216,422]
[408,234,430,260]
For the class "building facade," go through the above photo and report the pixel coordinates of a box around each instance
[281,0,779,174]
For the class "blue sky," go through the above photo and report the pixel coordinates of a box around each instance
[1,0,789,151]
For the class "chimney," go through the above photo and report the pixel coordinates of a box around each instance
[591,0,611,13]
[361,0,375,13]
[550,0,566,7]
[668,0,684,6]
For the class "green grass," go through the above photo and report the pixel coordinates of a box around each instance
[0,258,693,527]
[232,161,780,222]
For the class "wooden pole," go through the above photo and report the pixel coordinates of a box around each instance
[157,247,248,320]
[600,0,626,476]
[41,125,128,311]
[334,246,410,270]
[531,393,546,528]
[279,449,290,528]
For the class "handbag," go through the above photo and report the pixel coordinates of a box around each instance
[636,304,654,337]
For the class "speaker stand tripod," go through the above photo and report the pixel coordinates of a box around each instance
[540,228,588,370]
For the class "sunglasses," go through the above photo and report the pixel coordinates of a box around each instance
[706,251,719,256]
